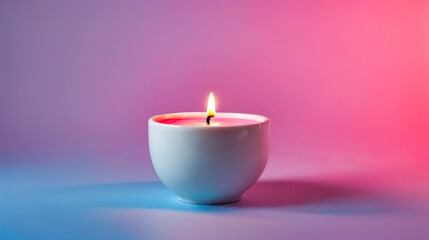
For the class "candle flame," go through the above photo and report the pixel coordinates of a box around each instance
[206,92,216,117]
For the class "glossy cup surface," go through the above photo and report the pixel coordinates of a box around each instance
[148,112,270,204]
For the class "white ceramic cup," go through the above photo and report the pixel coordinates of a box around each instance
[148,112,270,204]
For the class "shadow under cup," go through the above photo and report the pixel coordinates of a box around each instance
[149,112,270,204]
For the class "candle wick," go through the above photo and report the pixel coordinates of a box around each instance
[206,116,212,125]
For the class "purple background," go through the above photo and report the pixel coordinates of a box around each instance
[1,1,428,239]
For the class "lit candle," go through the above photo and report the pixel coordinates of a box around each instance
[154,93,261,126]
[148,93,270,204]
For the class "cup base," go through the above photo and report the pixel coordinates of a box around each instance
[177,197,241,205]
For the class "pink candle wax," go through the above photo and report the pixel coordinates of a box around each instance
[152,113,263,127]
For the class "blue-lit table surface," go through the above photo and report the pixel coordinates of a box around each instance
[1,157,428,240]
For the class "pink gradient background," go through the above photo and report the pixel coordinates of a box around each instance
[1,1,428,239]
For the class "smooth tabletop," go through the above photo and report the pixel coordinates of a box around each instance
[1,155,428,240]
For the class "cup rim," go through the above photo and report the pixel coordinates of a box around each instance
[149,112,270,129]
